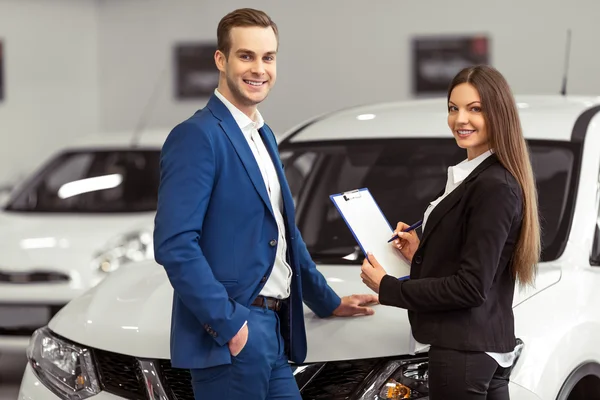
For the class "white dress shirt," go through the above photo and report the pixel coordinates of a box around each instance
[214,89,292,300]
[410,149,519,368]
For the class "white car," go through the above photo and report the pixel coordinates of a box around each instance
[19,95,600,400]
[0,130,166,354]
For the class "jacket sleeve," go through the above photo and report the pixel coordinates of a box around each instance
[379,181,521,312]
[153,122,249,346]
[295,226,342,317]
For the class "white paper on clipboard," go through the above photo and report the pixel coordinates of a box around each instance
[330,188,411,280]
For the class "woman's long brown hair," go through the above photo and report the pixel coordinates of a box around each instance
[448,65,541,288]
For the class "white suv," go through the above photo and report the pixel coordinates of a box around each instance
[18,95,600,400]
[0,131,166,354]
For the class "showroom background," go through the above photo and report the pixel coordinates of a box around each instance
[1,0,600,185]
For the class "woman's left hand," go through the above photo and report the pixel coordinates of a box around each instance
[361,253,388,294]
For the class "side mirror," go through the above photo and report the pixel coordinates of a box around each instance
[592,220,600,266]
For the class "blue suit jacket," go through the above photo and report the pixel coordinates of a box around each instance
[153,94,341,369]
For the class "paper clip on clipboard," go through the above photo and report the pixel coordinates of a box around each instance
[330,188,411,280]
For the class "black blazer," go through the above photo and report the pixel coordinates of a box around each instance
[379,154,523,353]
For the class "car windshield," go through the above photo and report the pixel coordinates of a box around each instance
[281,138,578,264]
[4,149,160,213]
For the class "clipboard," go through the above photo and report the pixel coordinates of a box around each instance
[330,188,411,280]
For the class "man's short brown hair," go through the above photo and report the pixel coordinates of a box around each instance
[217,8,279,58]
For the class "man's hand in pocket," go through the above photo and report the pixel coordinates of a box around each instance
[228,322,248,356]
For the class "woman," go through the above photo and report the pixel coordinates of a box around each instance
[360,65,540,400]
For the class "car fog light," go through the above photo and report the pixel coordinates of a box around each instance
[100,260,112,272]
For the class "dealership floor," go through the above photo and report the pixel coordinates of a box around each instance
[0,354,26,400]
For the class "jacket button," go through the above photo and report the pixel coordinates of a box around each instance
[414,255,423,265]
[269,239,277,247]
[261,275,267,283]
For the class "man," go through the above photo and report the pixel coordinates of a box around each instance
[153,8,378,400]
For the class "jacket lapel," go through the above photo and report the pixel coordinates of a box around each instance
[259,126,296,225]
[259,126,300,270]
[206,95,274,218]
[419,154,499,247]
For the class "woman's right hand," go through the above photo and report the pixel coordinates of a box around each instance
[392,221,420,263]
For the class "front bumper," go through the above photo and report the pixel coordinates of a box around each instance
[0,281,80,352]
[0,336,31,353]
[0,281,84,304]
[508,382,543,400]
[0,302,66,353]
[19,360,543,400]
[21,328,543,400]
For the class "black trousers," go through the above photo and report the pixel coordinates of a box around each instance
[428,346,511,400]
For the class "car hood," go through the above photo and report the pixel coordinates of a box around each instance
[49,260,562,362]
[0,211,153,276]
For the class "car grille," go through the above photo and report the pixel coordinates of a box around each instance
[299,358,381,399]
[95,353,381,400]
[0,270,70,284]
[93,349,147,400]
[158,361,194,400]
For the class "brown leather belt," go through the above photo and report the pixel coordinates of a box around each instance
[251,296,285,312]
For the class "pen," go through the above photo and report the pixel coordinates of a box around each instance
[387,220,423,243]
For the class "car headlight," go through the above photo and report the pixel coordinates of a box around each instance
[296,341,523,399]
[293,356,429,399]
[26,327,100,400]
[92,229,153,273]
[356,340,523,399]
[357,357,429,399]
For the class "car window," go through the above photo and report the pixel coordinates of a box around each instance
[5,150,160,213]
[281,138,577,264]
[280,151,318,207]
[45,153,94,193]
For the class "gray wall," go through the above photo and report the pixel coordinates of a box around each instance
[97,0,600,136]
[0,0,99,184]
[1,0,600,183]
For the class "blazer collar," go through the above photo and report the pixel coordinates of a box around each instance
[206,93,232,122]
[213,89,265,139]
[419,153,499,247]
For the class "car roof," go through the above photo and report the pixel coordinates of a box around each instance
[64,129,171,151]
[285,95,600,143]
